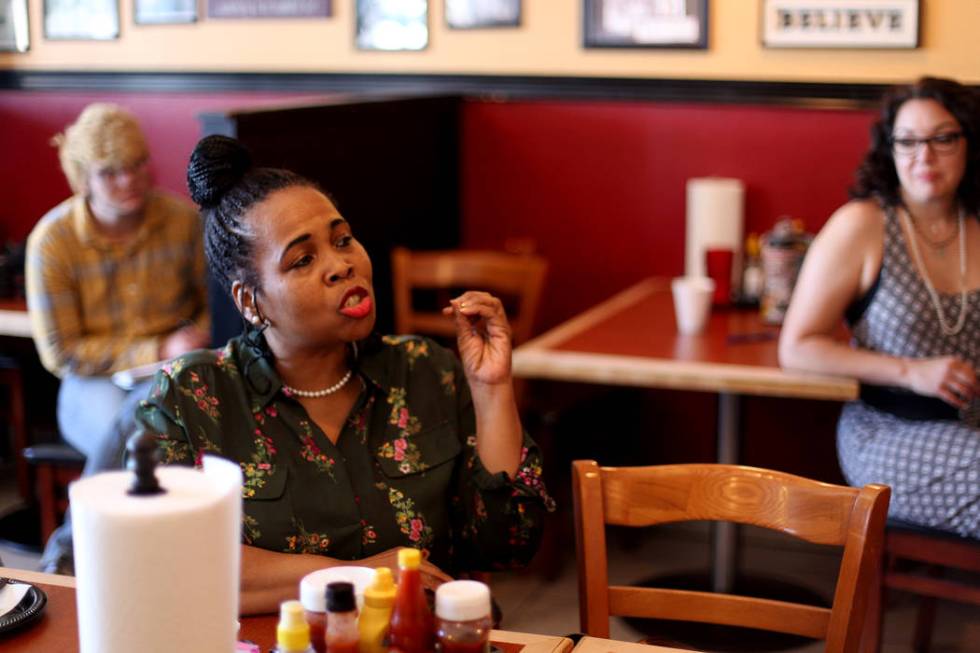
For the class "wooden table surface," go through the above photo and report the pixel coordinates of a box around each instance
[513,278,857,402]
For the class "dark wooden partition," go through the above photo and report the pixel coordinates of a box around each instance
[199,94,462,343]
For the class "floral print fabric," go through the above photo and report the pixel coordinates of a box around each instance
[136,334,552,573]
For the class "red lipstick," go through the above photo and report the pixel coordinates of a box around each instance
[339,287,373,319]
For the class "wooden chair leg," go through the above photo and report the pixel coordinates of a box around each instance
[912,596,937,653]
[861,551,885,653]
[36,464,57,542]
[912,566,942,653]
[0,366,30,500]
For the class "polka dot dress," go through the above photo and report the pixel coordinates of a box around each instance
[838,208,979,538]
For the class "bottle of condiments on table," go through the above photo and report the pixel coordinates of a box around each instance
[388,548,434,653]
[740,233,763,306]
[275,600,316,653]
[434,581,492,653]
[300,573,329,653]
[358,567,396,653]
[760,218,811,324]
[325,582,359,653]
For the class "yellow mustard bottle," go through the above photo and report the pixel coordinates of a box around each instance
[357,567,397,653]
[276,599,316,653]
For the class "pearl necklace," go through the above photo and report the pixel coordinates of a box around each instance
[283,369,353,398]
[900,205,968,336]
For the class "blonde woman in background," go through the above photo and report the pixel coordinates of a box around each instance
[26,103,210,573]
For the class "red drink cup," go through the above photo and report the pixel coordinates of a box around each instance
[705,248,734,306]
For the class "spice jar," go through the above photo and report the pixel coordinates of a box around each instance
[300,573,328,653]
[435,580,492,653]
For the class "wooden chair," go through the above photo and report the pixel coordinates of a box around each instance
[572,460,890,653]
[865,521,980,653]
[0,358,29,499]
[390,247,547,346]
[22,442,85,541]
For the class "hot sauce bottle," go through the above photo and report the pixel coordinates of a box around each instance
[325,582,359,653]
[434,581,492,653]
[388,548,434,653]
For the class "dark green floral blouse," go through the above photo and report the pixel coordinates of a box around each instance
[135,333,552,573]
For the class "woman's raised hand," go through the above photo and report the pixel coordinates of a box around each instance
[905,355,979,409]
[442,291,513,386]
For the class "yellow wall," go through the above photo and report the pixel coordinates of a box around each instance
[2,1,978,83]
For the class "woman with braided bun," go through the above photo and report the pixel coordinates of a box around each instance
[780,77,980,537]
[135,135,551,615]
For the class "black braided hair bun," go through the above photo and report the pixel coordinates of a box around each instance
[187,135,252,209]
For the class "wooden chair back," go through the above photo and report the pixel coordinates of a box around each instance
[572,460,890,653]
[865,522,980,653]
[391,247,547,345]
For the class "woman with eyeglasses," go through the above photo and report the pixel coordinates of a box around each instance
[779,77,980,538]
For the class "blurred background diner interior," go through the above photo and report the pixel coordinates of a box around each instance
[1,2,979,652]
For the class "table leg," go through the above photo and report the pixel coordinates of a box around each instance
[712,392,739,593]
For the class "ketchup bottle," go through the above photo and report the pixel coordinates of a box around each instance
[388,548,434,653]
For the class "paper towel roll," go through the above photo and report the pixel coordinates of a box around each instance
[71,456,243,653]
[685,177,745,278]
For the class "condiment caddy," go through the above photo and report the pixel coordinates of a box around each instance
[272,548,492,653]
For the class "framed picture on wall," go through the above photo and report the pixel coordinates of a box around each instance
[761,0,919,48]
[207,0,330,19]
[0,0,29,52]
[584,0,708,49]
[44,0,119,40]
[356,0,428,51]
[446,0,520,29]
[135,0,197,24]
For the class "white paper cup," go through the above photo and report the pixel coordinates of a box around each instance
[671,276,715,335]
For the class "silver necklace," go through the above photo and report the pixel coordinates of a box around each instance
[900,205,968,336]
[283,369,353,398]
[906,210,959,253]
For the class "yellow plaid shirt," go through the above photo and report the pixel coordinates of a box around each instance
[26,191,209,378]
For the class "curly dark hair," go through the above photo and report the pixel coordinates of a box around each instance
[850,77,980,215]
[186,135,316,296]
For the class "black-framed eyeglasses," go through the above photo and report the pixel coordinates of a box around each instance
[891,131,964,155]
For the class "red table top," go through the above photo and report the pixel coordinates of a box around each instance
[513,278,857,401]
[553,283,782,367]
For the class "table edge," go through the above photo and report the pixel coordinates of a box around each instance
[518,278,665,352]
[0,567,76,588]
[513,349,859,401]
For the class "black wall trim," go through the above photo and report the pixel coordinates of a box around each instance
[0,69,917,109]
